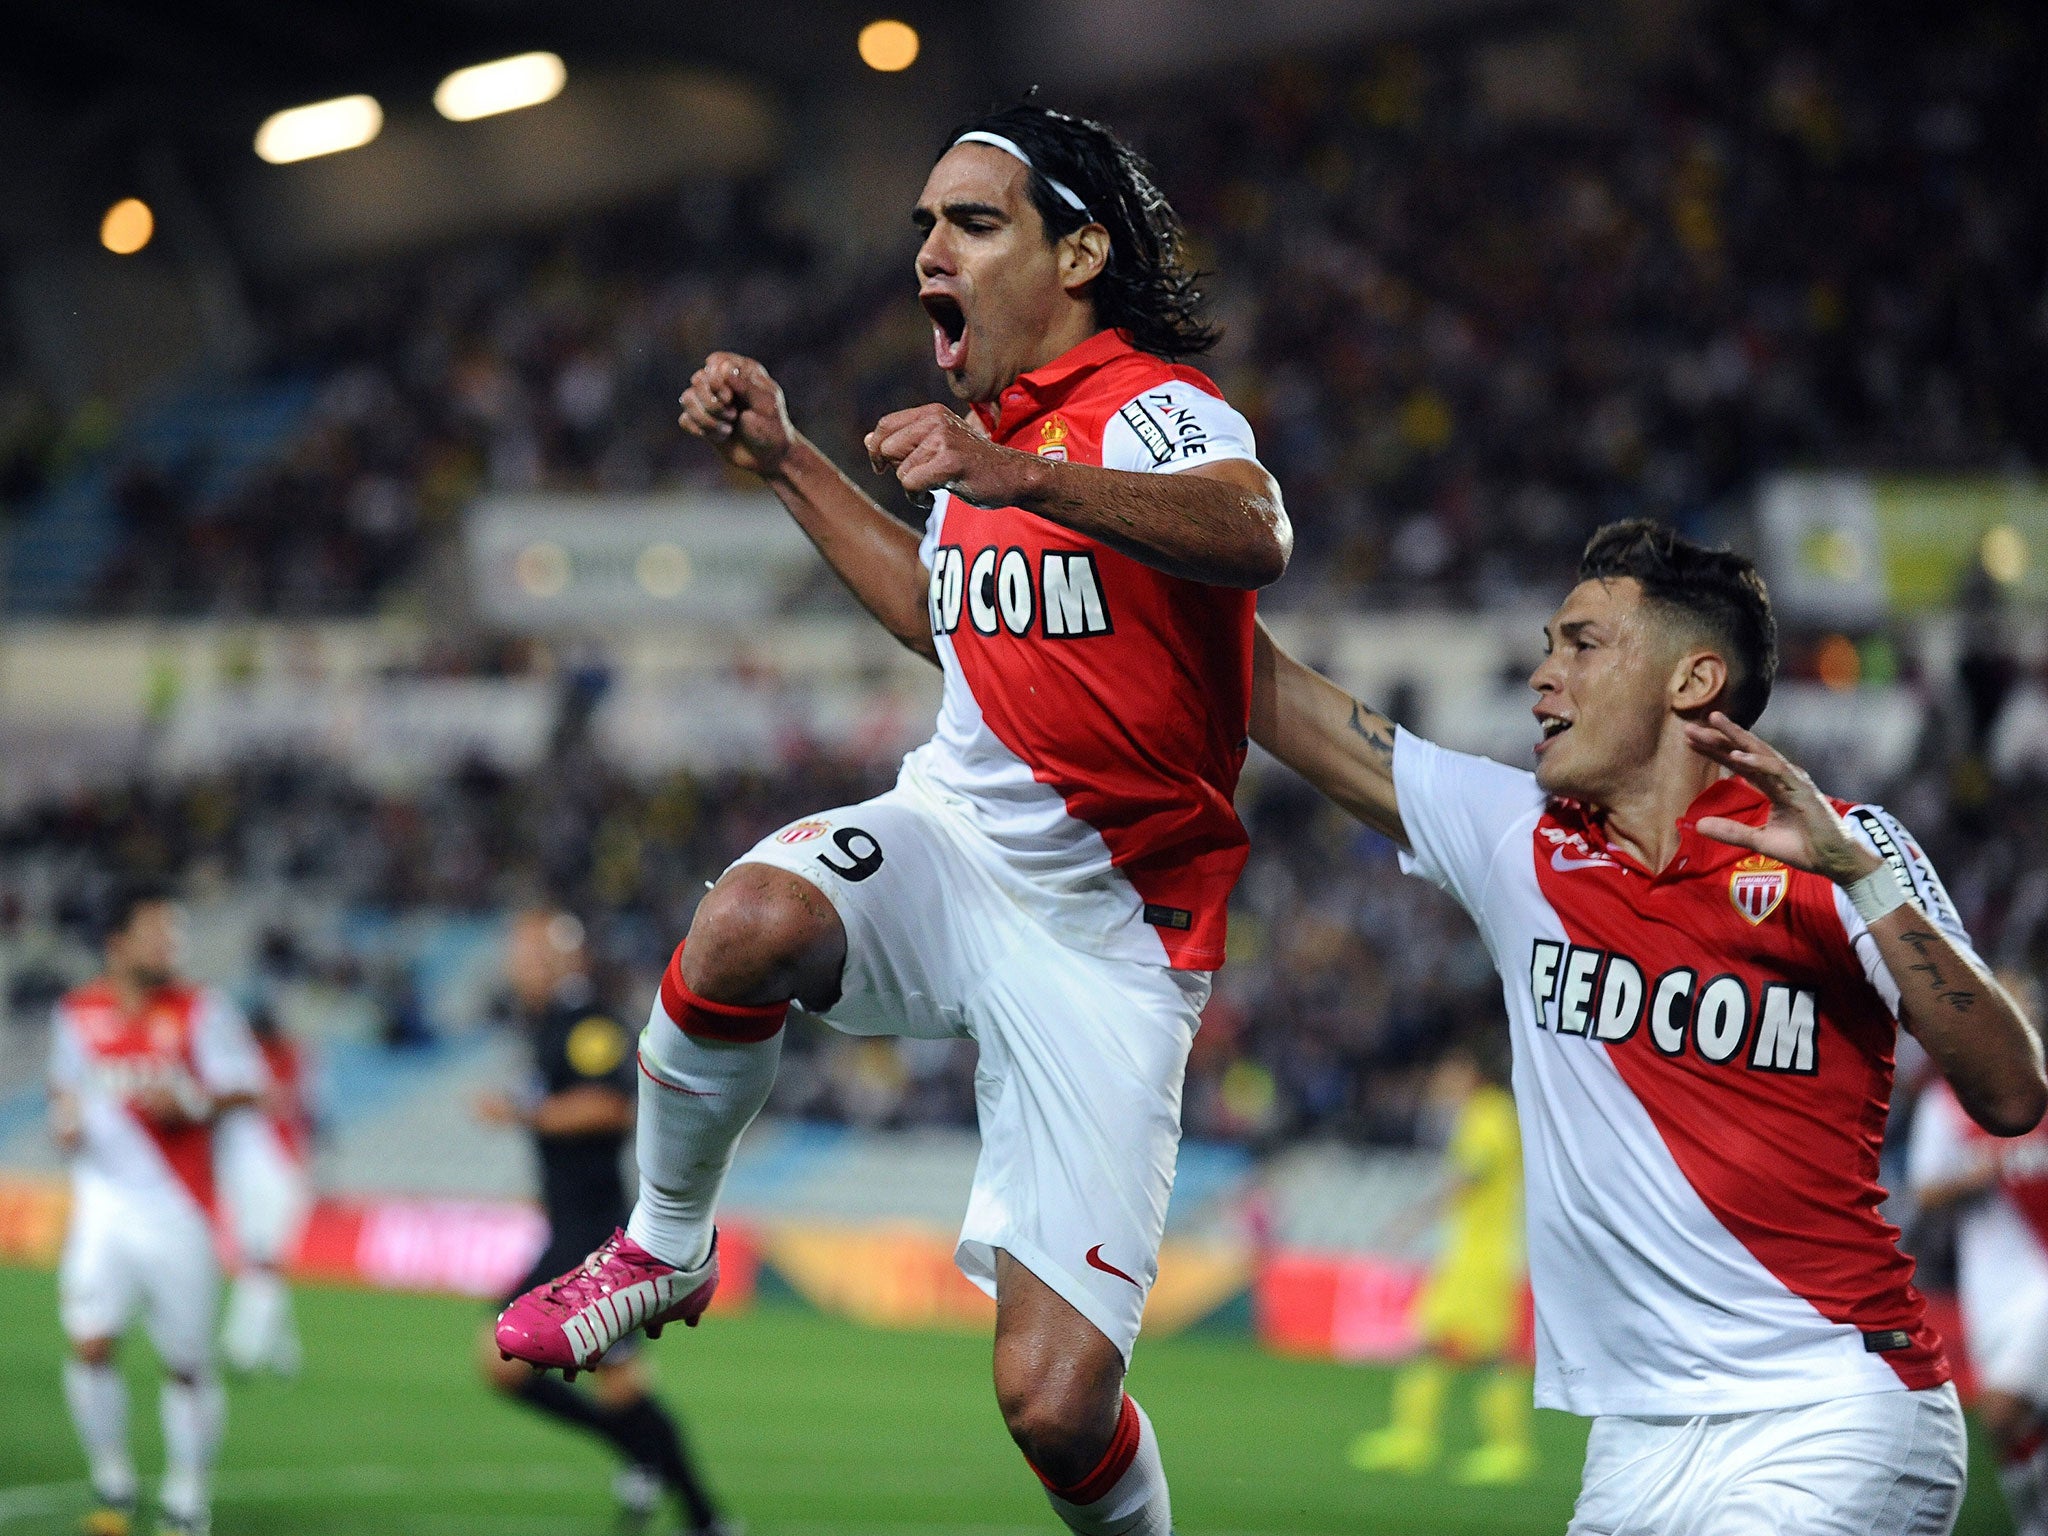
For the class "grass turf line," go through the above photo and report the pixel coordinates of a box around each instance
[0,1264,2017,1534]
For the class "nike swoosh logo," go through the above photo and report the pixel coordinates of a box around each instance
[1550,848,1619,873]
[1086,1245,1140,1287]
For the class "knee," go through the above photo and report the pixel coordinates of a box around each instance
[683,865,843,1007]
[993,1342,1123,1487]
[72,1337,115,1369]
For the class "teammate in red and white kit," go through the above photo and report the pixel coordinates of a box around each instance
[50,885,266,1536]
[1253,521,2046,1534]
[216,1008,314,1376]
[497,103,1289,1535]
[1909,1012,2048,1536]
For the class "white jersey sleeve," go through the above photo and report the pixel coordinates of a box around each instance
[1100,380,1257,475]
[918,489,949,567]
[1832,804,1982,1015]
[193,991,268,1099]
[1391,727,1548,918]
[1905,1082,1983,1193]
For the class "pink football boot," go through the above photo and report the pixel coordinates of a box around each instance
[496,1229,718,1377]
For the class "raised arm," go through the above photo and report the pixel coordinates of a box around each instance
[864,404,1290,589]
[1249,618,1407,846]
[680,353,936,663]
[1687,712,2047,1137]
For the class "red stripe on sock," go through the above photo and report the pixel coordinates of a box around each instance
[637,1052,717,1094]
[659,943,788,1042]
[1037,1394,1141,1506]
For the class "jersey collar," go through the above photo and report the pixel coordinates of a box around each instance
[972,328,1139,438]
[1550,774,1771,882]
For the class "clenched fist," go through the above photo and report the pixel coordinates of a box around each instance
[864,404,1038,508]
[678,352,797,478]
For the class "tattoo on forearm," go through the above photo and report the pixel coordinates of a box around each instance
[1347,702,1395,762]
[1898,929,1980,1013]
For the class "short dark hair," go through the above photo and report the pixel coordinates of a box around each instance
[99,878,176,946]
[1578,520,1778,727]
[944,101,1218,360]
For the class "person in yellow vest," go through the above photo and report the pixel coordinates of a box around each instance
[1351,1041,1533,1485]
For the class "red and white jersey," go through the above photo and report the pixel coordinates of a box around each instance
[49,980,266,1221]
[1394,730,1974,1416]
[1907,1080,2048,1354]
[906,329,1261,971]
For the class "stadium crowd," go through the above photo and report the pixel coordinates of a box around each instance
[0,0,2038,616]
[1,660,2043,1151]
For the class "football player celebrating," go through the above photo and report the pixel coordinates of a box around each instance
[1251,520,2044,1534]
[1909,972,2048,1536]
[49,884,267,1536]
[498,102,1289,1536]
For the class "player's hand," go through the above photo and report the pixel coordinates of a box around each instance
[678,353,796,478]
[864,404,1033,507]
[1685,712,1883,884]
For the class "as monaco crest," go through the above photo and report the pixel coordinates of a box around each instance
[1729,855,1788,925]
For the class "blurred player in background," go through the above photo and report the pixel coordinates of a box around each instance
[499,100,1289,1536]
[1909,969,2048,1536]
[1350,1040,1531,1485]
[48,884,266,1536]
[477,908,731,1536]
[1254,521,2046,1534]
[215,1005,314,1375]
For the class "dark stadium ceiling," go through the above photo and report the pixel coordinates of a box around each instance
[0,0,1528,271]
[7,0,956,142]
[6,0,1522,145]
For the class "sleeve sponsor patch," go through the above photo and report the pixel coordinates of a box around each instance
[1846,806,1963,936]
[1118,399,1179,465]
[1103,380,1253,474]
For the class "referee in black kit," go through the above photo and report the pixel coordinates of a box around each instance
[477,907,733,1535]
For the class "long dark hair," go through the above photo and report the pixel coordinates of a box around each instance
[943,101,1219,360]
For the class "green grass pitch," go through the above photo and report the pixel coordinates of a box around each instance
[0,1265,2016,1534]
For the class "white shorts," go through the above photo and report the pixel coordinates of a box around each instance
[59,1180,220,1372]
[735,776,1208,1362]
[1567,1384,1966,1536]
[1959,1209,2048,1402]
[215,1110,312,1266]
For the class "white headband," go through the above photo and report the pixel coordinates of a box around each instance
[952,131,1092,219]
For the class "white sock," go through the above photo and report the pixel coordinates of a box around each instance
[624,995,782,1271]
[158,1374,225,1522]
[1043,1396,1170,1536]
[63,1359,136,1505]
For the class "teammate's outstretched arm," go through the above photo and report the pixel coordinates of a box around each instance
[1248,619,1406,846]
[865,404,1290,590]
[1687,711,2048,1137]
[680,353,937,663]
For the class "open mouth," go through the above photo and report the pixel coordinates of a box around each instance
[922,291,968,373]
[1536,715,1572,753]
